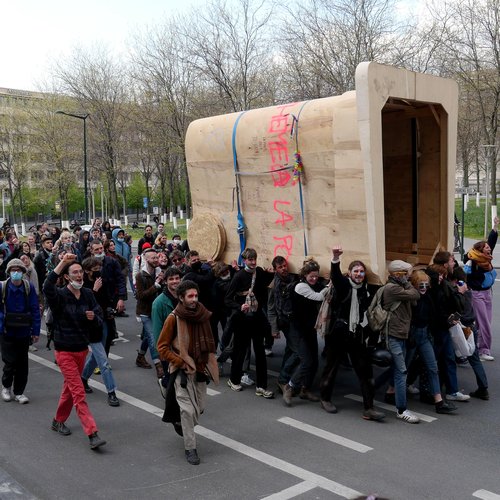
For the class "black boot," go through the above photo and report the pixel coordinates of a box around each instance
[435,400,457,414]
[185,449,200,465]
[88,432,106,449]
[82,378,93,394]
[107,391,120,407]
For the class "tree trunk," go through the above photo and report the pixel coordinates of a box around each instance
[490,156,497,206]
[106,168,120,219]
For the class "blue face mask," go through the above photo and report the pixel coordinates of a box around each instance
[10,271,23,281]
[117,238,124,243]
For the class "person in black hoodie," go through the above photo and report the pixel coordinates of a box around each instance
[426,263,469,402]
[282,258,329,406]
[225,248,273,397]
[406,270,456,414]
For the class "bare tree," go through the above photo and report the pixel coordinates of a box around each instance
[181,0,278,112]
[0,109,33,223]
[279,0,408,99]
[52,45,131,218]
[130,19,203,217]
[28,93,80,221]
[428,0,500,204]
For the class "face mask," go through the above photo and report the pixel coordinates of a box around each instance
[173,239,181,245]
[191,261,202,271]
[220,274,231,281]
[244,264,255,273]
[70,281,83,290]
[94,253,105,260]
[117,238,124,243]
[10,271,23,281]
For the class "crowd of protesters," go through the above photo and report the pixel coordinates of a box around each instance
[0,216,496,463]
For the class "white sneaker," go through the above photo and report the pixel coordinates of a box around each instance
[396,409,420,424]
[14,394,29,404]
[446,391,471,402]
[255,387,274,399]
[264,348,273,357]
[479,353,495,362]
[1,387,12,402]
[28,345,38,352]
[240,374,255,386]
[227,379,243,392]
[407,384,420,394]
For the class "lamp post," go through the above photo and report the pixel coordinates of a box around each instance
[55,110,89,224]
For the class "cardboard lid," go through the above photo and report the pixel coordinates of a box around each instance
[187,213,227,260]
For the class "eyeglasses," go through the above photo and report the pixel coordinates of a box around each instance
[172,258,183,263]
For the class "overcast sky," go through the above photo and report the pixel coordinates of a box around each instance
[0,0,203,91]
[0,0,424,92]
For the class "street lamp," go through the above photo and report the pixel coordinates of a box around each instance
[55,110,90,224]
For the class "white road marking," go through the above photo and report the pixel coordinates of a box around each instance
[29,354,220,400]
[260,481,316,499]
[115,330,130,343]
[473,490,500,500]
[196,426,362,498]
[278,417,372,453]
[344,394,437,422]
[29,353,362,499]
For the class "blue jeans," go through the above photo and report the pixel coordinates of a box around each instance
[406,326,440,396]
[82,332,117,393]
[467,326,488,390]
[140,315,159,362]
[433,330,458,394]
[387,336,407,411]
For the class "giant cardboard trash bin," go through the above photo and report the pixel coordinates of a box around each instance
[185,62,458,282]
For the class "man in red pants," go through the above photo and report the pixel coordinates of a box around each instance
[43,253,106,450]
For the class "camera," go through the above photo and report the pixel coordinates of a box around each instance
[105,307,117,320]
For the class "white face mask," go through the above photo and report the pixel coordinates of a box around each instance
[70,281,83,290]
[94,253,105,260]
[220,274,231,281]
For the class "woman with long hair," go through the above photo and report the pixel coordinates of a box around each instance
[463,216,498,361]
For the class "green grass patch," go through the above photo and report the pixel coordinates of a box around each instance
[455,197,494,239]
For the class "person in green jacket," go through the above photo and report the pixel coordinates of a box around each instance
[152,267,181,396]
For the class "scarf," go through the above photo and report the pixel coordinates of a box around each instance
[173,302,218,383]
[348,278,363,333]
[467,248,493,271]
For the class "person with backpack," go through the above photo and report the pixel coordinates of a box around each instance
[382,260,421,423]
[318,247,385,420]
[268,256,299,395]
[157,280,218,465]
[0,259,41,404]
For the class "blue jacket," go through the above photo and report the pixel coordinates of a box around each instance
[112,228,131,266]
[0,279,41,338]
